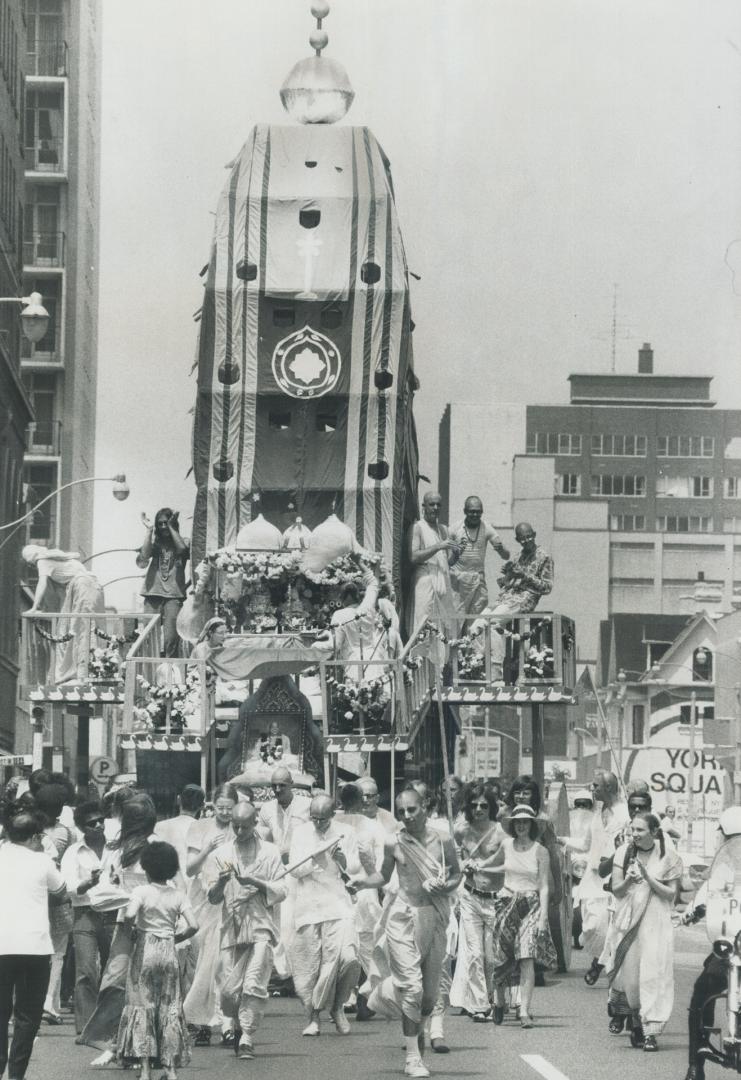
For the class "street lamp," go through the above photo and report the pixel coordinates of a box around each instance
[0,291,50,343]
[0,474,130,552]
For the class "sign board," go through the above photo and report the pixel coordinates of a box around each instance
[0,755,32,767]
[89,756,118,786]
[474,734,501,776]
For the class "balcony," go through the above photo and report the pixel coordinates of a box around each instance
[24,231,65,268]
[25,138,65,174]
[26,41,68,78]
[25,420,62,456]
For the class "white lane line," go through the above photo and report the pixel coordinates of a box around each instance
[521,1054,571,1080]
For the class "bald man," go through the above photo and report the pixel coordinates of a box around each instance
[207,802,287,1060]
[449,496,510,618]
[408,492,461,639]
[289,795,372,1036]
[354,788,461,1078]
[256,767,310,984]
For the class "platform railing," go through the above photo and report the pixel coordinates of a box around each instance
[447,611,576,691]
[318,657,410,741]
[20,611,153,695]
[122,654,214,738]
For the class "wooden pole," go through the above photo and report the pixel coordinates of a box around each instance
[531,703,545,793]
[435,666,454,832]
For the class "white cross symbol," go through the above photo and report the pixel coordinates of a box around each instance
[297,234,323,298]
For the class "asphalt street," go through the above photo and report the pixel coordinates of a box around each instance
[29,925,710,1080]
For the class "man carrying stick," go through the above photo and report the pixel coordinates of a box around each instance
[352,788,462,1078]
[207,803,287,1060]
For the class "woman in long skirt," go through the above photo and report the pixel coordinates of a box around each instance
[605,811,682,1052]
[117,842,197,1080]
[485,805,557,1027]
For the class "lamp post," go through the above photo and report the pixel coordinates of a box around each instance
[0,291,50,344]
[0,474,130,552]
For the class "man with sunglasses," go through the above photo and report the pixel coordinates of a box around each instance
[60,800,112,1034]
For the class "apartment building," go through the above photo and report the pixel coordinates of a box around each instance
[22,0,101,555]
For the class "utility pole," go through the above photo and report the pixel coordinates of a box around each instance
[734,683,741,807]
[687,690,697,852]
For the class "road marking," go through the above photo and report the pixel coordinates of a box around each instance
[521,1054,570,1080]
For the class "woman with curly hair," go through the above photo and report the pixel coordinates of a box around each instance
[449,782,505,1021]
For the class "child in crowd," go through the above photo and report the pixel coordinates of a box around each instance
[116,841,197,1080]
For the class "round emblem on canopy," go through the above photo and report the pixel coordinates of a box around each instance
[272,325,341,399]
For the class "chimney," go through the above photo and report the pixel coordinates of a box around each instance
[638,342,653,374]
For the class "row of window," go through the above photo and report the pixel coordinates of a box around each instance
[610,514,741,532]
[0,0,20,109]
[528,432,717,458]
[560,474,741,499]
[0,130,17,240]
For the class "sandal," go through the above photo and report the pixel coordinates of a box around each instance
[608,1016,625,1035]
[520,1014,534,1029]
[630,1025,645,1049]
[583,961,603,986]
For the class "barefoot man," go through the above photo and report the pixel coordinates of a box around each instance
[353,788,462,1078]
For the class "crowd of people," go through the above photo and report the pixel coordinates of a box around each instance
[0,762,716,1080]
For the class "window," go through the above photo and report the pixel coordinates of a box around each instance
[691,476,713,498]
[591,434,647,457]
[591,474,646,496]
[657,515,713,533]
[558,473,581,496]
[723,517,741,534]
[692,647,713,683]
[526,432,582,455]
[610,514,645,531]
[23,461,58,544]
[724,477,741,498]
[657,435,715,458]
[272,307,295,327]
[632,705,646,745]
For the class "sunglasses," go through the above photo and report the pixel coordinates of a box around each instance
[470,801,489,809]
[85,817,104,827]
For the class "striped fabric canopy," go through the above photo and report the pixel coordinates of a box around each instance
[191,123,419,598]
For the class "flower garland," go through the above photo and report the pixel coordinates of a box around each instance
[133,671,200,732]
[88,645,123,681]
[95,627,139,646]
[326,673,391,729]
[34,624,74,644]
[523,645,555,679]
[258,736,285,767]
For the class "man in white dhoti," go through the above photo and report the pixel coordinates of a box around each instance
[207,802,287,1060]
[448,496,510,619]
[350,777,393,1021]
[256,767,310,982]
[353,788,462,1079]
[289,795,367,1037]
[408,493,460,640]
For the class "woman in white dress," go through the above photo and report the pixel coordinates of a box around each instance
[24,545,104,682]
[606,811,682,1052]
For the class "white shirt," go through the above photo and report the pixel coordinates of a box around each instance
[257,796,311,858]
[0,844,65,954]
[579,800,630,899]
[290,821,359,929]
[61,838,104,907]
[154,815,198,887]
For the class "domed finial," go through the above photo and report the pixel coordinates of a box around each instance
[280,1,354,124]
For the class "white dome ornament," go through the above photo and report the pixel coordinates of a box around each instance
[303,512,362,572]
[280,2,354,125]
[282,516,312,551]
[235,513,282,551]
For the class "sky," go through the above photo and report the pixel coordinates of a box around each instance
[94,0,741,608]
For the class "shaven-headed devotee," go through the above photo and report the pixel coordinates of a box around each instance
[350,777,393,1021]
[354,787,462,1079]
[449,496,510,617]
[207,802,286,1060]
[289,795,369,1036]
[256,766,310,982]
[408,492,461,639]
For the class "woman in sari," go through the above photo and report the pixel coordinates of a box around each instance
[606,811,682,1052]
[183,782,240,1046]
[79,793,157,1066]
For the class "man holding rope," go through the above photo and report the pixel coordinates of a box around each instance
[353,788,461,1078]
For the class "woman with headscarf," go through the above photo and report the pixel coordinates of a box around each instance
[23,545,105,682]
[79,793,157,1066]
[190,617,227,664]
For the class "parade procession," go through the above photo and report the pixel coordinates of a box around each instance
[1,3,740,1080]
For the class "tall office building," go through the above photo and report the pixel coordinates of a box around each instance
[21,0,101,556]
[439,345,741,666]
[0,1,29,751]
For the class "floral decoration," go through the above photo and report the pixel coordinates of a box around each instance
[133,671,201,733]
[88,645,123,681]
[325,673,392,731]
